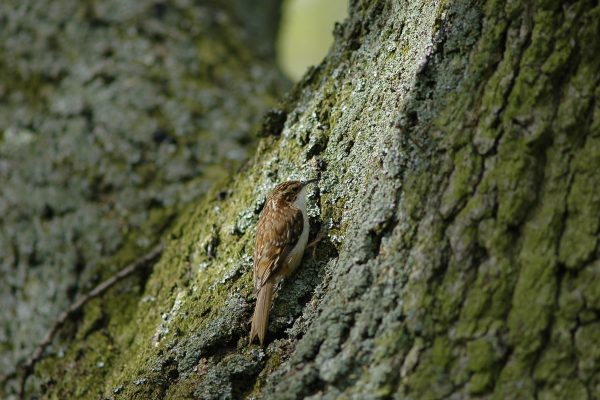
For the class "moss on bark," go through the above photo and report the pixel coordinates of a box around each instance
[0,0,286,398]
[3,0,600,398]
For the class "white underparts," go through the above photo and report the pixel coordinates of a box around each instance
[286,186,309,274]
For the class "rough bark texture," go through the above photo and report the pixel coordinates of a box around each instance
[3,0,600,399]
[0,0,286,397]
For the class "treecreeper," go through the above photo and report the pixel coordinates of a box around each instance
[249,179,318,346]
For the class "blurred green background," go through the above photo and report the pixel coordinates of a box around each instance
[278,0,348,81]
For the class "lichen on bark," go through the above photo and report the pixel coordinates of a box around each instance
[0,0,286,398]
[3,0,600,399]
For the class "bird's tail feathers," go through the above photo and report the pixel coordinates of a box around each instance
[249,280,274,346]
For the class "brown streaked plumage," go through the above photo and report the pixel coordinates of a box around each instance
[249,179,317,346]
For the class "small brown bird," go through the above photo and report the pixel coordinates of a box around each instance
[249,179,318,346]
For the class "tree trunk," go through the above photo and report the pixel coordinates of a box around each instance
[0,0,286,398]
[4,0,600,399]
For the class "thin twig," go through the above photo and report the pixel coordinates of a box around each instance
[16,242,164,399]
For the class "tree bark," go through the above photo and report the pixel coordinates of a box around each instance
[0,0,286,398]
[4,0,600,399]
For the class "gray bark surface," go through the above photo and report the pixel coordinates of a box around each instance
[0,0,285,397]
[3,0,600,399]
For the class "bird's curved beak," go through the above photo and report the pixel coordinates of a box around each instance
[300,178,319,187]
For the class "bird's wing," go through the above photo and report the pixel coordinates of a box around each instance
[253,203,303,293]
